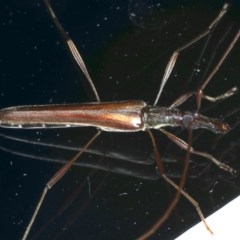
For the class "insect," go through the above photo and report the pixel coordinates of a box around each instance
[1,1,240,239]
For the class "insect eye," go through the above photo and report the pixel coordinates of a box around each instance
[182,114,193,128]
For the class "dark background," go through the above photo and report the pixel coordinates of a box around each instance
[0,0,240,239]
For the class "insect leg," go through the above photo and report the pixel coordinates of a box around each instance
[154,3,229,106]
[43,0,100,102]
[21,130,101,240]
[137,130,212,240]
[196,29,240,110]
[166,27,240,110]
[159,128,236,175]
[169,86,237,109]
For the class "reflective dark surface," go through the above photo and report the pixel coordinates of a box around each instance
[0,1,240,239]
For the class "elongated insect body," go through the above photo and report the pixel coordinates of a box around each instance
[0,100,229,133]
[1,1,238,240]
[0,101,146,131]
